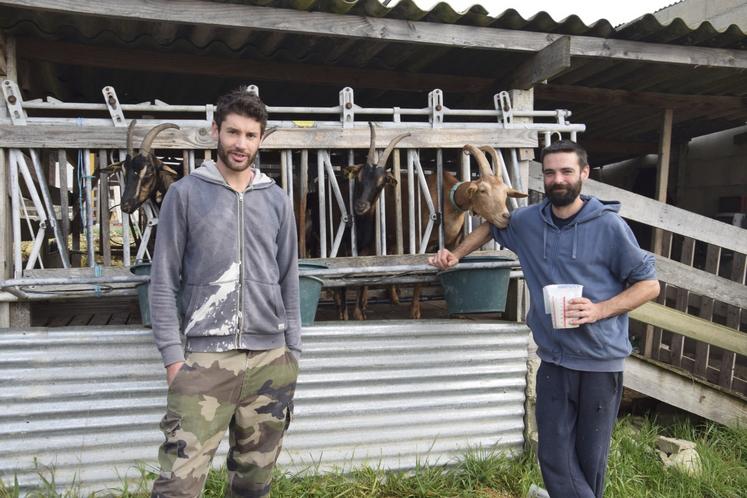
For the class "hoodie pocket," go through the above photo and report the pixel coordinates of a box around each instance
[182,282,238,337]
[242,278,287,335]
[580,316,631,359]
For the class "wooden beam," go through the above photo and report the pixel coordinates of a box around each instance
[581,138,659,156]
[630,302,747,357]
[509,36,571,90]
[2,0,747,69]
[0,150,10,327]
[0,124,538,150]
[535,84,747,111]
[624,355,747,428]
[14,37,493,94]
[528,162,747,254]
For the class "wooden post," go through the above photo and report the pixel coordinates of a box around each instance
[509,88,538,449]
[0,149,10,327]
[644,108,673,357]
[1,32,17,326]
[652,108,673,255]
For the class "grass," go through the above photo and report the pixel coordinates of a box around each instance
[2,417,745,498]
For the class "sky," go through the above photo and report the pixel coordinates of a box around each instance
[394,0,679,26]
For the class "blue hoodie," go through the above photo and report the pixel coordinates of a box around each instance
[490,195,656,372]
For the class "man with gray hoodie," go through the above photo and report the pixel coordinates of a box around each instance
[430,140,659,498]
[148,88,300,498]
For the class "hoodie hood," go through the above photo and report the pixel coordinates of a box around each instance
[539,195,621,260]
[192,160,275,191]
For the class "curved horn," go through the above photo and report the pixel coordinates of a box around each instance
[479,145,505,184]
[376,132,411,169]
[140,123,180,155]
[126,120,137,157]
[367,122,377,165]
[463,144,493,178]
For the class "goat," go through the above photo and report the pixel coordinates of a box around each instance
[110,120,181,214]
[346,133,528,319]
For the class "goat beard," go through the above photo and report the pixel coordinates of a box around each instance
[546,179,582,207]
[217,140,256,172]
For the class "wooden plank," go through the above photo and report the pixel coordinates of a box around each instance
[3,0,747,68]
[624,354,747,428]
[654,253,746,310]
[536,84,747,111]
[652,109,673,257]
[719,253,746,389]
[15,37,494,94]
[694,245,721,378]
[528,162,747,254]
[0,125,538,150]
[670,236,694,369]
[508,36,571,90]
[630,301,747,357]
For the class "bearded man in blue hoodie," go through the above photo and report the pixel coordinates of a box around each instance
[430,140,659,498]
[148,88,301,498]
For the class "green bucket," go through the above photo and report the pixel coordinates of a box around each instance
[130,263,153,327]
[438,256,512,315]
[299,262,326,326]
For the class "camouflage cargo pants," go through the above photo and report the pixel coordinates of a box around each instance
[151,347,299,498]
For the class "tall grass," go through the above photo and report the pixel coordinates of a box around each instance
[2,417,745,498]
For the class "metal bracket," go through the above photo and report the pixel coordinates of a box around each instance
[428,89,444,128]
[339,87,354,128]
[2,79,27,125]
[495,91,513,126]
[102,86,126,127]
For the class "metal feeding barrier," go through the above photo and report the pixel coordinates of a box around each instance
[0,81,584,300]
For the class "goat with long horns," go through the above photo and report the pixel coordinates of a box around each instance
[106,120,181,214]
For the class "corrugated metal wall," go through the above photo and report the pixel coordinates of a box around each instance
[0,320,529,494]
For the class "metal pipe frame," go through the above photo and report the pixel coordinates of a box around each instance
[2,85,587,296]
[30,149,71,268]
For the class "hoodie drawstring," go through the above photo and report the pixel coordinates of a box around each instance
[543,224,548,260]
[572,223,578,260]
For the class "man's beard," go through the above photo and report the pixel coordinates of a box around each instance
[217,140,256,172]
[546,179,582,207]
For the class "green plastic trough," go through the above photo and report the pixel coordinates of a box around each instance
[438,255,512,315]
[132,262,326,327]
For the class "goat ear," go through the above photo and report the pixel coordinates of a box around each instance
[466,184,478,199]
[344,164,362,179]
[385,172,398,186]
[508,188,528,199]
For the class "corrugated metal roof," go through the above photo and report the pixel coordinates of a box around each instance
[0,0,745,164]
[0,320,529,494]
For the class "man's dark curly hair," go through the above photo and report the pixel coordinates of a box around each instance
[540,139,588,168]
[214,87,268,134]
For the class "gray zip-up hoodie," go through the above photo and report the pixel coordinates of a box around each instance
[149,160,301,367]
